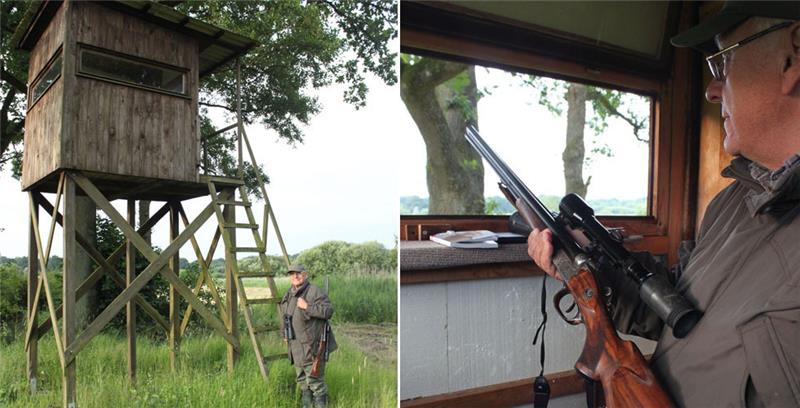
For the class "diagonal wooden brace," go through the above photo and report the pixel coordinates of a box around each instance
[65,173,239,364]
[28,189,66,369]
[177,203,227,334]
[33,193,168,333]
[31,193,170,335]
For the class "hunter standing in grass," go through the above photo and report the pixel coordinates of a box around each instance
[280,264,337,408]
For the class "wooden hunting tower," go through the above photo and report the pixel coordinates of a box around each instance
[18,0,256,197]
[15,2,292,406]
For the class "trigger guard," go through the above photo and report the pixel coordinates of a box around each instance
[554,287,582,325]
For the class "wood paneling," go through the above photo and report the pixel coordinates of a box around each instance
[63,2,199,184]
[22,80,63,189]
[22,3,66,190]
[401,261,543,285]
[695,2,733,229]
[401,369,586,408]
[23,2,200,190]
[71,2,193,68]
[27,2,65,82]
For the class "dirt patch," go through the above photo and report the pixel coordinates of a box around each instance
[334,323,397,366]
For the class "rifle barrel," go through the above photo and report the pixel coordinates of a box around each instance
[465,126,583,258]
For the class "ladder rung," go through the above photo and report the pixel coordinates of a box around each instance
[225,223,258,229]
[218,200,251,207]
[232,247,263,252]
[253,325,280,335]
[238,272,272,278]
[202,175,246,186]
[247,298,281,305]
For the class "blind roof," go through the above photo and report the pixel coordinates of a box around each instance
[14,0,259,77]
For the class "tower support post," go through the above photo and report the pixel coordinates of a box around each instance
[63,175,77,407]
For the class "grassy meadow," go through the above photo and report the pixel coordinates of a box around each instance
[0,273,397,407]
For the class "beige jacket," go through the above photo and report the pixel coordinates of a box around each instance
[609,157,800,407]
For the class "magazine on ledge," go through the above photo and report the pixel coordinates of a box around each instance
[429,230,499,249]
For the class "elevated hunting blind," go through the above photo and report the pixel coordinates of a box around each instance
[14,2,292,406]
[17,0,256,197]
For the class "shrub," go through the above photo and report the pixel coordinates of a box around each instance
[0,264,26,342]
[295,241,396,277]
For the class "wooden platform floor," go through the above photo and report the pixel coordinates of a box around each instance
[24,170,244,201]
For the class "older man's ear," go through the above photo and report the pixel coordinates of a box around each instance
[781,22,800,95]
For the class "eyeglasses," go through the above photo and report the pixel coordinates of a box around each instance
[706,21,793,81]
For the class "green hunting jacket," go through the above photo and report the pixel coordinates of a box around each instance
[604,156,800,407]
[279,281,337,368]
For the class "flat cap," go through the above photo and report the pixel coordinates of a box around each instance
[671,1,800,53]
[287,263,307,274]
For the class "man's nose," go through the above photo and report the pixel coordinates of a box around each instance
[705,79,723,103]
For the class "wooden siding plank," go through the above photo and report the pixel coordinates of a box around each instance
[53,1,199,184]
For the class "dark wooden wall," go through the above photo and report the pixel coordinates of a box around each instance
[22,2,66,190]
[22,1,201,190]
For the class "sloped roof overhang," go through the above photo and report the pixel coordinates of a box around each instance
[13,0,259,78]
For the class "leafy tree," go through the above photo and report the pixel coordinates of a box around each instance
[295,240,395,277]
[400,55,484,214]
[524,77,648,198]
[0,1,27,175]
[1,0,397,176]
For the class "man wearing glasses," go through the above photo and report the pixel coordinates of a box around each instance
[528,2,800,406]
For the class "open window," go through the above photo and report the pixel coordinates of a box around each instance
[77,44,188,97]
[399,1,700,263]
[28,48,62,108]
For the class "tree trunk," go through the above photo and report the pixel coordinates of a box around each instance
[400,59,484,214]
[563,83,589,198]
[74,197,95,329]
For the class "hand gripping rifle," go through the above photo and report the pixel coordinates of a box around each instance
[465,126,702,407]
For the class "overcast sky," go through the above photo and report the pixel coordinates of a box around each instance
[399,66,651,201]
[0,75,399,260]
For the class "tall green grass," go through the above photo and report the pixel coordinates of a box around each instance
[243,273,397,324]
[0,331,395,407]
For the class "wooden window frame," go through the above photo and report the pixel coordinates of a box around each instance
[399,2,700,266]
[27,46,63,111]
[76,43,190,99]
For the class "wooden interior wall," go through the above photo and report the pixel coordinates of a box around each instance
[695,1,733,228]
[22,3,65,190]
[62,1,199,184]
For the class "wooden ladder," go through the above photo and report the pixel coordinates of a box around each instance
[206,176,289,381]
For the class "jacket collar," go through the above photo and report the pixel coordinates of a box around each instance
[290,281,310,297]
[722,155,800,216]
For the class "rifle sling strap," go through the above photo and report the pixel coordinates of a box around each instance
[532,275,550,408]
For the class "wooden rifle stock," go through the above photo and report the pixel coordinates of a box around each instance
[568,268,673,407]
[310,324,328,377]
[515,197,673,407]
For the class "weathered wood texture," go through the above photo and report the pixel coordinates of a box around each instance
[23,2,200,190]
[568,268,673,407]
[26,2,65,80]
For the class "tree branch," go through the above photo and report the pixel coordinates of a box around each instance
[401,57,468,94]
[1,88,20,157]
[1,66,27,94]
[588,90,648,142]
[200,101,234,111]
